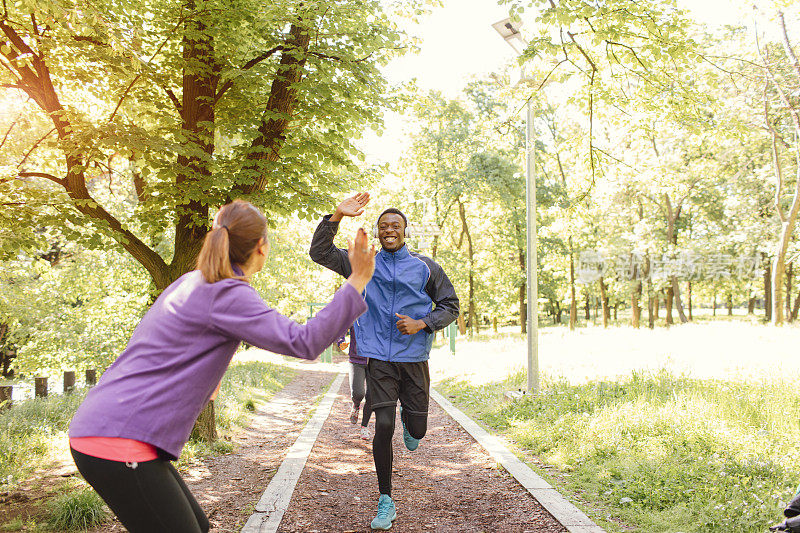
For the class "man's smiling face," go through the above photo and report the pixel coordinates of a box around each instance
[377,213,406,252]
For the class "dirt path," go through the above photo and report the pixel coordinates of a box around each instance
[276,378,567,533]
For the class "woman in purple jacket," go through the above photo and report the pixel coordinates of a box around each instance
[68,199,375,533]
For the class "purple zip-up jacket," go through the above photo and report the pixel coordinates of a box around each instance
[69,270,366,459]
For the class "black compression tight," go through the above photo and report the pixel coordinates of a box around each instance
[372,406,427,496]
[71,448,209,533]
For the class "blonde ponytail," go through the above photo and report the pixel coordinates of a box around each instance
[196,200,267,283]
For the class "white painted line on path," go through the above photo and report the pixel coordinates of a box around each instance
[241,372,345,533]
[430,388,605,533]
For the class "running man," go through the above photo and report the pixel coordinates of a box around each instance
[310,192,459,531]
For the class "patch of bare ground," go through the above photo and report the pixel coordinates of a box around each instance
[0,463,76,528]
[276,379,567,533]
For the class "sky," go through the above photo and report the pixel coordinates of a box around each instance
[358,0,748,165]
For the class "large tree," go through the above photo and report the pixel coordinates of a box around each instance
[1,0,416,289]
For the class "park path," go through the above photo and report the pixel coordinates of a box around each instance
[81,359,591,532]
[268,373,568,533]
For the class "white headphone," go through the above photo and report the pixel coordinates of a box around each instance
[373,210,411,239]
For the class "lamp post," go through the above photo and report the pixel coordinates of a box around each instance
[492,18,539,394]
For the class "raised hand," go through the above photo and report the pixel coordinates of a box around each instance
[395,313,426,335]
[346,227,376,293]
[331,192,370,222]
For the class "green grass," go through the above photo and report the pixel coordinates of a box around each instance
[46,489,108,531]
[0,391,86,491]
[0,360,294,489]
[0,518,25,531]
[214,361,295,432]
[438,370,800,532]
[177,360,294,468]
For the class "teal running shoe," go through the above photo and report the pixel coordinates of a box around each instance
[399,406,420,451]
[370,494,396,530]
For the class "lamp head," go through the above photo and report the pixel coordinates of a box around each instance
[492,18,527,55]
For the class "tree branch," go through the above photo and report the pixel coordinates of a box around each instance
[778,12,800,86]
[756,18,800,133]
[18,171,65,186]
[214,46,283,103]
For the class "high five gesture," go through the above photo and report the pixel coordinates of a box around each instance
[331,192,370,221]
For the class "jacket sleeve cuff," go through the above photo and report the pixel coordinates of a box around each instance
[322,214,340,230]
[421,317,434,333]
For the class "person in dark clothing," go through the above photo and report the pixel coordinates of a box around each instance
[339,329,373,439]
[309,192,459,531]
[771,491,800,531]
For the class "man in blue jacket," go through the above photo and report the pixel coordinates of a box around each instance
[310,192,459,531]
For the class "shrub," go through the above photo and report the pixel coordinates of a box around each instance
[46,489,108,531]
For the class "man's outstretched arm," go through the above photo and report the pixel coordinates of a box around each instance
[309,193,371,278]
[309,215,351,278]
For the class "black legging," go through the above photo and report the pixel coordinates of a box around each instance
[362,389,373,427]
[372,406,427,496]
[71,448,209,533]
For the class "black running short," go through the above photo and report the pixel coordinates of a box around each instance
[366,358,430,416]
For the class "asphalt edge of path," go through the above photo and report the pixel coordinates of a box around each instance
[241,372,346,533]
[429,388,606,533]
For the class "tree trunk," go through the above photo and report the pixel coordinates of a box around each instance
[179,7,218,441]
[773,253,786,325]
[0,323,14,378]
[749,296,757,315]
[599,278,609,328]
[688,281,693,321]
[662,193,688,325]
[569,237,577,330]
[665,286,674,325]
[713,292,717,316]
[654,291,660,320]
[765,259,772,322]
[671,276,689,323]
[237,22,311,195]
[787,263,793,317]
[457,314,467,335]
[727,292,733,316]
[190,401,218,441]
[791,289,800,320]
[457,199,477,336]
[632,280,642,329]
[584,293,591,320]
[171,3,216,282]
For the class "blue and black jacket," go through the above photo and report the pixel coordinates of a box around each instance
[309,215,460,363]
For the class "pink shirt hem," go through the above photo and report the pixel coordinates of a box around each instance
[69,437,159,462]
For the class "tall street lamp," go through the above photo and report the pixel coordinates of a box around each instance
[492,17,539,394]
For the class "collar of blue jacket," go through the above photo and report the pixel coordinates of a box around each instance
[378,243,410,259]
